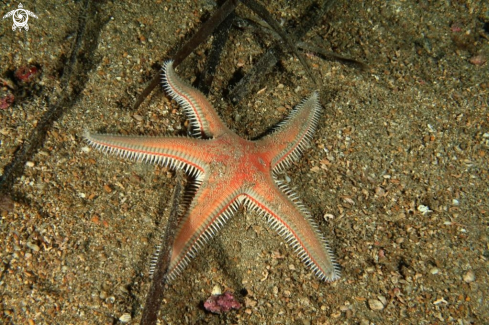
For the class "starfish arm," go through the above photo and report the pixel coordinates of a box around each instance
[162,61,230,138]
[243,178,340,282]
[167,177,243,281]
[84,131,208,178]
[258,91,322,173]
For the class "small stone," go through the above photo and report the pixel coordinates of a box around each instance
[99,290,107,299]
[0,194,14,213]
[368,299,384,311]
[26,242,40,252]
[430,267,440,275]
[103,184,112,193]
[211,285,221,296]
[375,187,386,196]
[26,161,35,167]
[463,270,475,283]
[330,311,341,318]
[469,54,487,66]
[378,296,387,306]
[395,237,405,244]
[340,305,350,312]
[244,296,257,308]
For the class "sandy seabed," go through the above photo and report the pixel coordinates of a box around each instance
[1,1,488,324]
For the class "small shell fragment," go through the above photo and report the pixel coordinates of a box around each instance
[430,267,440,275]
[417,205,432,215]
[368,299,384,310]
[323,213,335,220]
[119,313,131,323]
[463,270,475,283]
[211,285,222,296]
[433,297,448,305]
[26,242,40,252]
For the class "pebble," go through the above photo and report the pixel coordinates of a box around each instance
[395,237,405,244]
[463,270,475,283]
[340,305,350,312]
[211,285,222,295]
[99,291,107,299]
[272,286,278,295]
[330,311,341,318]
[368,299,384,311]
[26,242,40,252]
[430,267,440,275]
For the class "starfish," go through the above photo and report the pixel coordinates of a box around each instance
[84,61,340,282]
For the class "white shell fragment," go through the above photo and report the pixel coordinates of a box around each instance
[417,205,432,215]
[368,299,384,310]
[463,270,475,283]
[211,285,222,296]
[119,313,131,323]
[430,267,440,275]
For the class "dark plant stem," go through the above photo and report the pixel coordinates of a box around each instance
[140,171,185,325]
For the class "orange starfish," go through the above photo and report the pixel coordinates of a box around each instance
[85,61,340,282]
